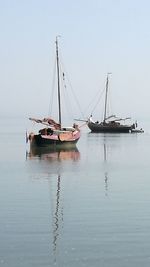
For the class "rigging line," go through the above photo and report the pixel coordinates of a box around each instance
[90,86,106,115]
[48,57,56,117]
[83,85,105,116]
[64,68,85,118]
[109,89,113,117]
[55,46,79,119]
[58,52,85,119]
[84,78,105,116]
[61,68,74,121]
[79,121,88,128]
[60,65,74,120]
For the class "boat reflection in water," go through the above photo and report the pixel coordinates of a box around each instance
[27,145,80,162]
[27,146,80,264]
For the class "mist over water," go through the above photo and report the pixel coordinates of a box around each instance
[0,117,150,267]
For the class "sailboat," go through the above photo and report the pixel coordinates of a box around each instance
[28,37,81,148]
[87,73,141,133]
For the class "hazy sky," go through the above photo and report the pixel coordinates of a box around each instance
[0,0,150,123]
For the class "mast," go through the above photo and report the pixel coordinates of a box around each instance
[103,73,111,123]
[56,36,62,126]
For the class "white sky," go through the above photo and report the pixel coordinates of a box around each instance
[0,0,150,123]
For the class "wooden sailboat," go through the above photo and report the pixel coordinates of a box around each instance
[28,37,80,148]
[87,73,140,133]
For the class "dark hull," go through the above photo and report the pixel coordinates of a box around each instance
[88,122,132,133]
[30,134,79,148]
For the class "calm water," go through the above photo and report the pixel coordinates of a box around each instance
[0,117,150,267]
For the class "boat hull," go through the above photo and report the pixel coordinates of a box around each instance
[88,122,132,133]
[29,131,80,148]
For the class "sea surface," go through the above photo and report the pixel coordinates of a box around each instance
[0,117,150,267]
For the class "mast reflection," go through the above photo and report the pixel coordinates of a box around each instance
[103,137,109,196]
[104,171,108,196]
[52,174,62,255]
[27,146,80,263]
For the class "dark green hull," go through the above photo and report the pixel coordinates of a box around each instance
[30,134,80,149]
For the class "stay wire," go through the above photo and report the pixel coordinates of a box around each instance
[59,51,85,119]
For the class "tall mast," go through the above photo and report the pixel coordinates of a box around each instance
[56,36,61,126]
[104,73,111,123]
